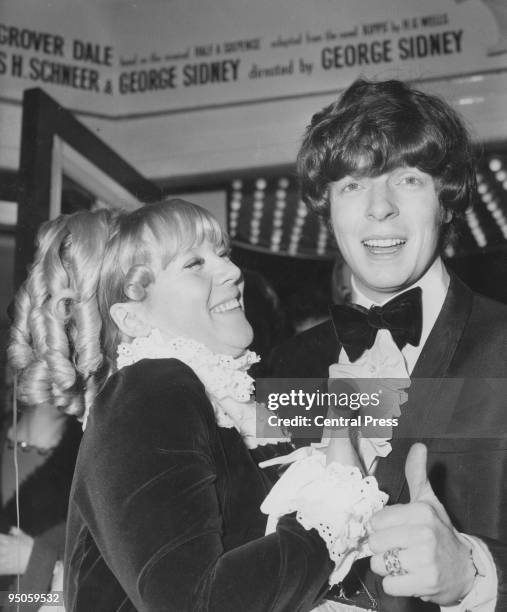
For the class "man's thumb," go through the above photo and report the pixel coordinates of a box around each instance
[405,442,433,502]
[405,443,452,526]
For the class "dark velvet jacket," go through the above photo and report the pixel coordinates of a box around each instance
[64,359,333,612]
[267,272,507,611]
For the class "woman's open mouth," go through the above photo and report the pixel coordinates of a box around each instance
[210,298,242,314]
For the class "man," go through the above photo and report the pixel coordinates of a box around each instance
[268,79,507,611]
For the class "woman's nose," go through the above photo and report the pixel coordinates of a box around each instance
[216,256,242,285]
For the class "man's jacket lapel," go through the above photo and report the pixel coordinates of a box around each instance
[375,272,474,503]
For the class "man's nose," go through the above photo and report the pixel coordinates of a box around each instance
[366,181,399,221]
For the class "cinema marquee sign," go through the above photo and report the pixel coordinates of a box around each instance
[0,0,505,114]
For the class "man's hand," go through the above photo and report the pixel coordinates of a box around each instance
[0,527,34,575]
[369,443,476,605]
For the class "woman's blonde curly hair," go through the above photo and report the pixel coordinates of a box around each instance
[8,199,226,420]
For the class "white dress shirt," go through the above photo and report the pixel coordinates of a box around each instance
[342,256,449,374]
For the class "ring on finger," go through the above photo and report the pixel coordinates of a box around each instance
[383,547,408,576]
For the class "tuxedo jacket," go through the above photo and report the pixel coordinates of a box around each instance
[64,359,333,612]
[268,272,507,612]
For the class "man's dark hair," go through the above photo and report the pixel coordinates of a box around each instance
[297,78,476,242]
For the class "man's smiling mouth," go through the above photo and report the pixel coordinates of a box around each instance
[362,238,406,248]
[362,238,407,254]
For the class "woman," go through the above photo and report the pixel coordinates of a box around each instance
[8,199,385,612]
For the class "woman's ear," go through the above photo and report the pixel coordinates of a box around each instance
[110,303,151,339]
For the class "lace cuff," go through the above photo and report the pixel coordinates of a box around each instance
[260,451,387,585]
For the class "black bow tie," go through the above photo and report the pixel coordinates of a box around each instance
[330,287,423,362]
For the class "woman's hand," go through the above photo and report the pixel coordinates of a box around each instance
[325,433,363,470]
[0,527,34,575]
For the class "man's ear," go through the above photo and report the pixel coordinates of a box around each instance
[443,208,453,223]
[110,302,151,339]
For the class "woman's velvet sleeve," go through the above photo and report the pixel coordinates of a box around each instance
[69,359,332,612]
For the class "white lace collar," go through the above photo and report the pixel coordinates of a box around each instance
[115,329,287,448]
[117,329,259,403]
